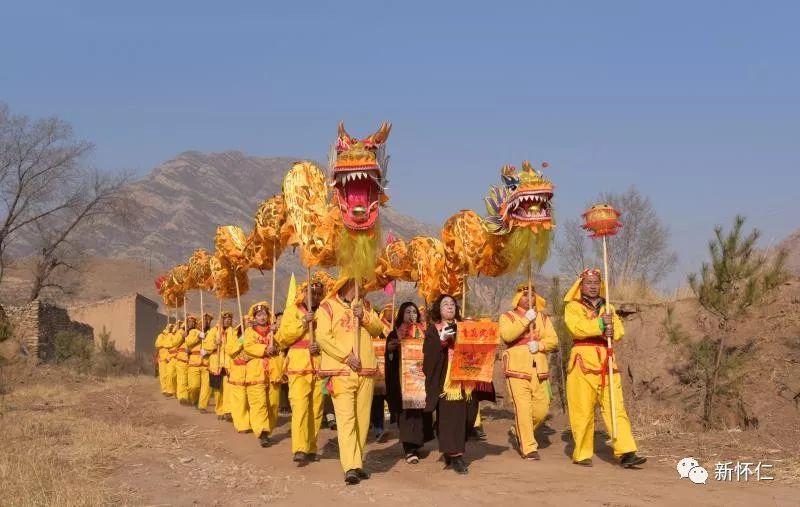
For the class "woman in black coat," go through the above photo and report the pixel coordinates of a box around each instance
[422,294,479,475]
[385,301,433,464]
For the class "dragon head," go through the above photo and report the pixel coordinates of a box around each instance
[330,121,391,231]
[484,160,554,235]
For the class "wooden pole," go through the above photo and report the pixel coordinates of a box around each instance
[391,283,396,327]
[216,297,223,373]
[353,280,361,360]
[271,240,277,326]
[199,289,204,331]
[528,253,534,342]
[234,270,246,335]
[602,236,618,440]
[462,276,467,318]
[307,267,316,344]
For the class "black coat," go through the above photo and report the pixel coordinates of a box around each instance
[384,329,403,415]
[422,322,496,414]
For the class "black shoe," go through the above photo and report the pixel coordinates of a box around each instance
[344,469,360,485]
[522,451,541,461]
[470,426,487,441]
[306,453,318,462]
[224,414,233,422]
[620,452,647,468]
[443,455,452,466]
[293,452,307,464]
[405,453,420,464]
[355,468,371,480]
[574,459,593,467]
[451,457,469,475]
[259,432,272,448]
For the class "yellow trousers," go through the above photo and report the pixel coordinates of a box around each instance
[159,359,176,395]
[187,366,203,405]
[175,361,189,402]
[212,376,229,416]
[566,368,637,461]
[197,367,211,410]
[266,382,281,433]
[331,373,374,472]
[228,382,271,438]
[506,376,550,454]
[288,374,324,454]
[227,383,252,432]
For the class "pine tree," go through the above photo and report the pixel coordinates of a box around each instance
[688,215,787,425]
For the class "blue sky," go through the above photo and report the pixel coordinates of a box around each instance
[2,1,798,289]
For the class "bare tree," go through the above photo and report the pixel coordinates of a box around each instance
[0,104,92,281]
[556,217,592,277]
[28,169,134,301]
[556,186,677,287]
[601,186,677,286]
[0,103,134,300]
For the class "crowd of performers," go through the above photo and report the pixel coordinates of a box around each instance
[155,268,647,485]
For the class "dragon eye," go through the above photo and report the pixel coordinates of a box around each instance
[508,185,518,191]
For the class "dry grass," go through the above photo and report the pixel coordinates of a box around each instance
[612,279,669,303]
[0,374,157,506]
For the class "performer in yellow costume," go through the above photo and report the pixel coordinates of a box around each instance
[499,283,558,460]
[174,319,192,405]
[274,272,333,465]
[564,269,646,468]
[227,302,281,447]
[186,313,212,409]
[316,278,384,485]
[155,323,177,396]
[203,311,236,420]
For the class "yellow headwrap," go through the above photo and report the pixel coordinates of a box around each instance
[563,268,605,303]
[511,282,547,311]
[247,301,271,319]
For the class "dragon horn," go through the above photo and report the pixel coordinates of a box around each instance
[366,122,392,145]
[337,121,354,143]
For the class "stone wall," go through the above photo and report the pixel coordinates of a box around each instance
[5,300,93,362]
[68,293,166,357]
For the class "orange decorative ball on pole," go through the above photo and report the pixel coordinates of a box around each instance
[581,203,623,440]
[581,203,622,238]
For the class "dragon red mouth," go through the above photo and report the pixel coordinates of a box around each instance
[507,190,553,224]
[333,168,382,230]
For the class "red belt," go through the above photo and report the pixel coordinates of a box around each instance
[573,337,607,347]
[233,358,248,366]
[572,338,615,388]
[290,340,310,349]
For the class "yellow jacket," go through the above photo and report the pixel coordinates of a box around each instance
[155,331,169,361]
[564,299,625,376]
[499,308,559,380]
[226,326,284,385]
[173,328,189,363]
[203,326,237,374]
[315,296,383,377]
[274,303,319,376]
[185,329,208,367]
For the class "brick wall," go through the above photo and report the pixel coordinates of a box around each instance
[5,300,93,362]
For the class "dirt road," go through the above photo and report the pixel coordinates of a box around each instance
[102,377,797,506]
